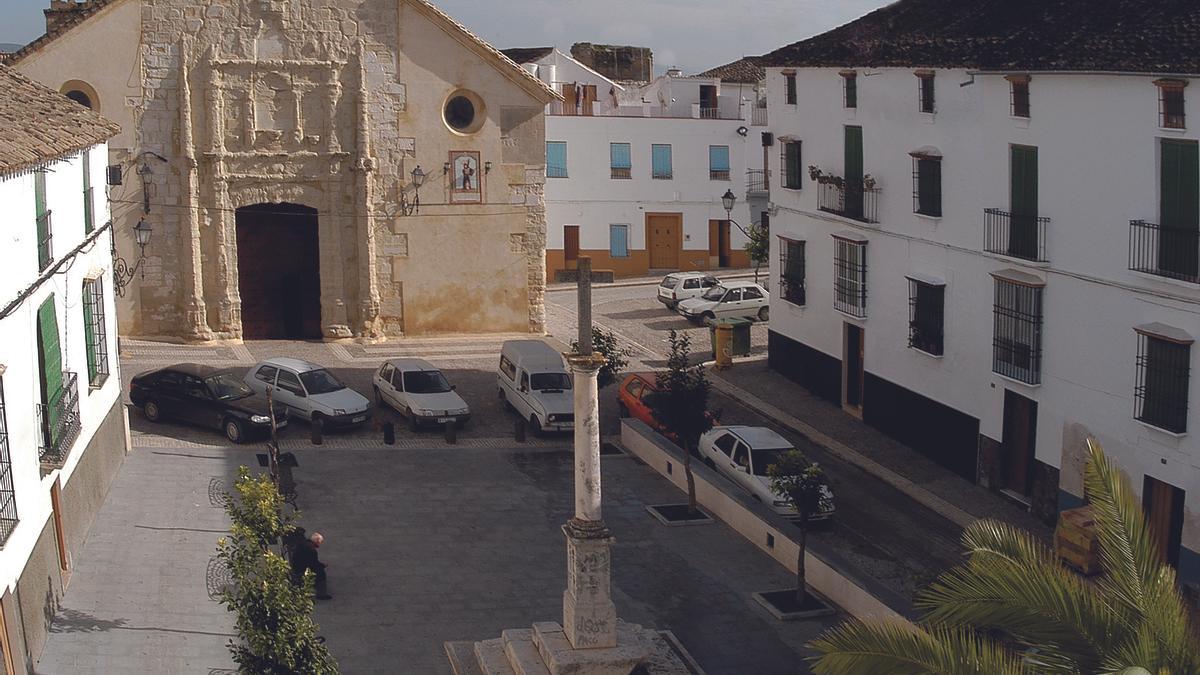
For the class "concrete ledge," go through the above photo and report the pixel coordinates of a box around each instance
[752,590,838,621]
[644,504,714,527]
[620,419,913,622]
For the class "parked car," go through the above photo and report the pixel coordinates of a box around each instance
[677,280,770,323]
[244,358,371,428]
[373,358,470,430]
[657,272,720,309]
[698,425,835,521]
[497,340,573,435]
[130,364,288,443]
[616,372,719,442]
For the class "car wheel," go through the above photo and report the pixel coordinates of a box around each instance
[529,415,543,438]
[666,301,677,310]
[618,401,629,418]
[702,312,715,325]
[758,306,770,322]
[143,400,162,422]
[224,418,244,444]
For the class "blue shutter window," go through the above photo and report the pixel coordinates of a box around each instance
[651,144,672,179]
[610,143,631,179]
[610,224,629,258]
[546,141,568,178]
[709,145,730,180]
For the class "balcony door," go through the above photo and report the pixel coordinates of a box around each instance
[1159,139,1199,279]
[36,296,65,444]
[1009,145,1039,259]
[1143,475,1185,568]
[844,126,864,220]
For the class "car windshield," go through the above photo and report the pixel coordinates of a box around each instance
[659,276,679,288]
[531,372,572,391]
[299,369,345,395]
[403,370,452,394]
[702,286,727,301]
[751,447,792,477]
[205,373,253,401]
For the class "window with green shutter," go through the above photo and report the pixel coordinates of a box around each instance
[82,151,94,234]
[37,296,64,433]
[35,171,52,271]
[844,126,864,218]
[83,278,109,387]
[1009,145,1039,259]
[913,156,942,216]
[782,141,802,189]
[1158,139,1199,278]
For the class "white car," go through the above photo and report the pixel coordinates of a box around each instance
[373,358,470,430]
[698,426,835,521]
[657,272,720,309]
[677,280,770,323]
[244,358,372,428]
[497,340,574,435]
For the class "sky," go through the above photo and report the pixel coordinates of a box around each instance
[0,0,889,73]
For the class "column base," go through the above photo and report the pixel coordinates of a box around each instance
[533,621,651,675]
[563,521,617,649]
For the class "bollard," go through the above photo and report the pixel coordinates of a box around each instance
[444,419,457,445]
[515,418,526,443]
[311,417,324,446]
[383,421,395,445]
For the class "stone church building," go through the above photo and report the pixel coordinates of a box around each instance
[12,0,558,340]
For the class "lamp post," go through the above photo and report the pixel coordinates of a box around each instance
[113,218,152,297]
[401,165,427,216]
[720,189,765,285]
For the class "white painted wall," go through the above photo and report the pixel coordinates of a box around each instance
[0,143,122,594]
[766,65,1200,557]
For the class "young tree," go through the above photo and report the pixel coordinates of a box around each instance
[648,330,714,514]
[217,468,338,675]
[744,221,770,286]
[768,451,831,606]
[571,326,631,389]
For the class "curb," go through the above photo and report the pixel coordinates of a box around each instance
[707,371,977,529]
[547,269,760,292]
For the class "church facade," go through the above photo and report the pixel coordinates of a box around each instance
[13,0,558,340]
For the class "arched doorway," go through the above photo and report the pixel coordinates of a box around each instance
[235,203,321,339]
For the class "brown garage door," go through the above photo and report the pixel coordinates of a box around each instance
[236,203,321,339]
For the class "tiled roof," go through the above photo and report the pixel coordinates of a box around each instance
[5,0,122,65]
[696,57,765,83]
[0,64,119,178]
[500,47,555,65]
[759,0,1200,74]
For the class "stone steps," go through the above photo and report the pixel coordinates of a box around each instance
[474,637,516,675]
[502,629,551,675]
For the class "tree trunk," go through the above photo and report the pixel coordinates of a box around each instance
[796,511,808,606]
[684,442,698,514]
[753,262,761,286]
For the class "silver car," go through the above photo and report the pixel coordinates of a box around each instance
[244,358,372,428]
[677,280,770,323]
[373,358,470,430]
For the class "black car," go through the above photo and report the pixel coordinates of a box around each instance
[130,364,288,443]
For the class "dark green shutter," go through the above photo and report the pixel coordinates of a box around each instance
[918,159,941,216]
[1159,140,1199,277]
[83,283,97,383]
[1009,146,1038,258]
[34,172,49,269]
[844,126,864,218]
[82,152,93,234]
[785,142,802,189]
[37,296,64,433]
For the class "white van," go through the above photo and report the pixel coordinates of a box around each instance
[497,340,574,435]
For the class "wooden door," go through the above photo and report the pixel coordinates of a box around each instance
[1001,390,1037,496]
[844,324,864,414]
[1009,145,1039,258]
[844,126,864,219]
[647,214,681,269]
[719,220,732,267]
[1159,139,1199,278]
[563,225,580,269]
[0,592,18,675]
[581,85,597,116]
[1143,476,1185,567]
[560,83,578,115]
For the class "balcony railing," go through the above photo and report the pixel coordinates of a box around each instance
[37,371,81,469]
[710,169,730,181]
[700,107,720,119]
[1129,219,1199,283]
[746,169,769,193]
[818,182,880,224]
[984,208,1049,262]
[751,107,768,127]
[610,166,632,180]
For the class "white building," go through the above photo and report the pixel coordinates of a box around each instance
[759,0,1200,583]
[0,64,127,670]
[503,47,762,279]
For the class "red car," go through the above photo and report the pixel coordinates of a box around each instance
[617,373,719,441]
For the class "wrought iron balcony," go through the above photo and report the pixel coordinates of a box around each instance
[37,371,81,469]
[751,107,768,127]
[1129,219,1199,283]
[746,169,769,193]
[984,208,1049,263]
[819,182,880,224]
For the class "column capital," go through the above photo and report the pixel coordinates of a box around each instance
[566,352,606,372]
[564,518,613,541]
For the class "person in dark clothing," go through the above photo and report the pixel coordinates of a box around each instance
[290,531,331,600]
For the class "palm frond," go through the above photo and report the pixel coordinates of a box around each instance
[808,619,1030,675]
[959,519,1059,568]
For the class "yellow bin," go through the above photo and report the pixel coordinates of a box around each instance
[714,322,734,370]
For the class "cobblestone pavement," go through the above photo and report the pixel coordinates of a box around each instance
[36,441,835,674]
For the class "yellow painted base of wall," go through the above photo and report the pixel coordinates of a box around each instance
[547,248,752,280]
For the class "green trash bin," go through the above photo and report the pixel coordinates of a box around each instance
[710,318,753,358]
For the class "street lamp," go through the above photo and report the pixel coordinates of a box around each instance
[718,189,764,285]
[113,218,153,297]
[401,165,427,216]
[721,188,736,213]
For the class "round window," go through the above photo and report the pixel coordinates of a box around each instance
[442,91,484,134]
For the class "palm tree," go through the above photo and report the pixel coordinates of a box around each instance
[809,439,1200,674]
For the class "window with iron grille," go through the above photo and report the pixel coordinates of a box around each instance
[779,238,805,306]
[610,142,631,179]
[908,279,944,355]
[841,72,857,109]
[992,279,1042,384]
[833,237,866,317]
[781,141,802,189]
[1008,75,1031,118]
[546,141,568,178]
[709,145,730,181]
[912,156,942,216]
[784,72,797,105]
[83,277,109,388]
[917,72,935,113]
[1156,79,1187,130]
[0,379,16,546]
[1135,331,1191,433]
